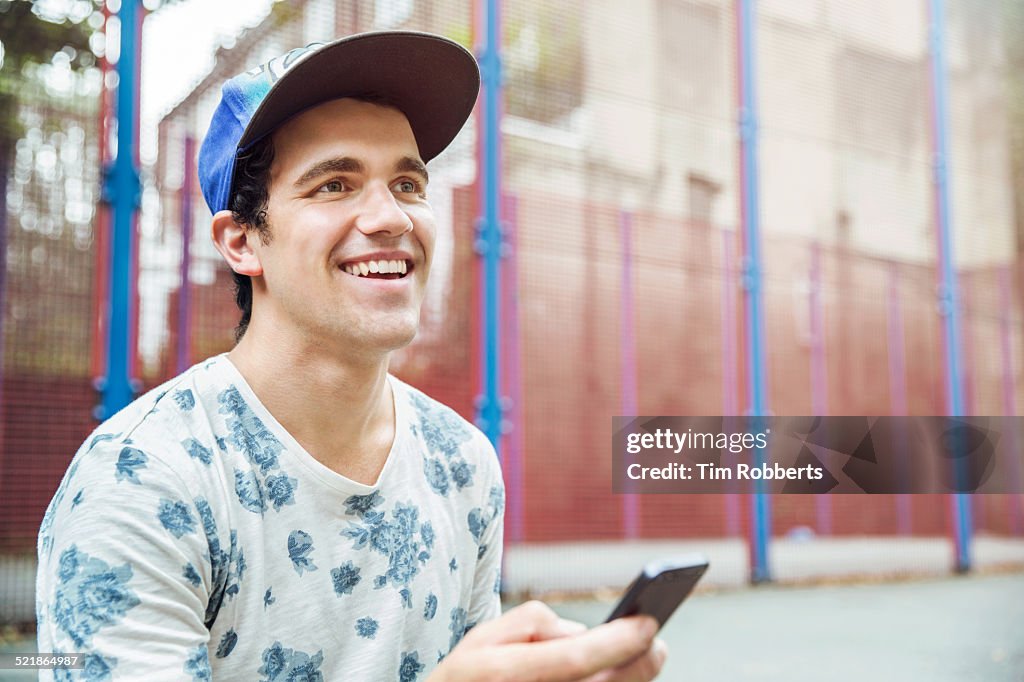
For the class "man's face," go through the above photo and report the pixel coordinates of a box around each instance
[252,98,436,356]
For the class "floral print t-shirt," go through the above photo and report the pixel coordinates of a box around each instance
[36,355,504,681]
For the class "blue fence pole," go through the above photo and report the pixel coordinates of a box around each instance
[101,0,142,418]
[474,0,506,450]
[927,0,971,572]
[737,0,771,583]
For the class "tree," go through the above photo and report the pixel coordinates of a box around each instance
[0,0,99,375]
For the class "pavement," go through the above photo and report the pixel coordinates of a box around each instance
[535,571,1024,681]
[5,535,1024,680]
[3,571,1021,681]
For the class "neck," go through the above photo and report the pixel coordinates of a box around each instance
[227,323,395,481]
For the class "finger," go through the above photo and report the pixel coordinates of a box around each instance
[462,600,564,646]
[553,618,588,638]
[585,638,668,682]
[501,615,659,682]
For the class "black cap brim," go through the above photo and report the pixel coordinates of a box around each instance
[237,31,480,162]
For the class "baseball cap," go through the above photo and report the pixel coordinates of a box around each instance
[198,31,480,215]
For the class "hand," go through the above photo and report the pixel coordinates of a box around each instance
[429,600,668,682]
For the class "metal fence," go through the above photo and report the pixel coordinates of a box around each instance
[2,0,1023,624]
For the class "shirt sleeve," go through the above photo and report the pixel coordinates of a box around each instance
[36,443,217,681]
[466,435,505,627]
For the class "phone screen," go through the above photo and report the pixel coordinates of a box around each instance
[605,555,709,629]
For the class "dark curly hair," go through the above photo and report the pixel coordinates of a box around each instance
[228,136,275,341]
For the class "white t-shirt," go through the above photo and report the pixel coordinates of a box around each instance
[36,355,504,681]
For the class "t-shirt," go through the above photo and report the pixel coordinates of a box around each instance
[36,354,505,681]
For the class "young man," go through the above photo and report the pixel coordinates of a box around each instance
[37,32,665,681]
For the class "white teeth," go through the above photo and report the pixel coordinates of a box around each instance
[344,259,410,277]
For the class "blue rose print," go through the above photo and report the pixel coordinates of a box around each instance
[421,522,435,550]
[341,502,434,590]
[184,438,213,465]
[287,530,318,575]
[234,469,267,514]
[173,389,196,411]
[355,617,378,639]
[449,458,475,491]
[258,642,324,682]
[423,458,449,496]
[467,485,505,559]
[114,447,148,485]
[85,653,116,680]
[448,607,476,651]
[331,561,362,596]
[218,386,283,473]
[182,562,202,587]
[410,392,479,495]
[343,491,384,517]
[52,546,141,648]
[398,651,425,682]
[158,498,196,538]
[194,498,245,626]
[88,432,120,451]
[265,472,297,511]
[185,644,211,681]
[409,392,472,459]
[216,629,238,658]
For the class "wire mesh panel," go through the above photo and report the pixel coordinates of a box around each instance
[944,0,1023,544]
[503,0,740,548]
[4,0,1024,629]
[0,49,102,555]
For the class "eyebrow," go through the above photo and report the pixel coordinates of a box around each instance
[395,156,429,185]
[292,155,429,187]
[293,157,364,187]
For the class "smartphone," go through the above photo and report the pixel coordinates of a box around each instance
[605,555,709,629]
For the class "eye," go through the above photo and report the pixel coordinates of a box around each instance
[317,179,347,193]
[393,179,421,194]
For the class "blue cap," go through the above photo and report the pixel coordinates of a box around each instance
[198,31,480,215]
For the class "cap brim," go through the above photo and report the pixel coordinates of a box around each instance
[237,31,480,162]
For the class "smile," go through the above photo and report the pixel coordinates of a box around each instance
[340,258,413,280]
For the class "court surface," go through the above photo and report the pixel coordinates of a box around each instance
[534,571,1024,681]
[2,572,1021,681]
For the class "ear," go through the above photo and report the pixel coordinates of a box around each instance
[211,210,263,277]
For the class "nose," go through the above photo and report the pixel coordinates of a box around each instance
[354,182,413,237]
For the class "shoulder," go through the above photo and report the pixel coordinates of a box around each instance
[390,375,503,488]
[39,359,243,563]
[392,376,492,451]
[62,356,241,497]
[86,355,233,451]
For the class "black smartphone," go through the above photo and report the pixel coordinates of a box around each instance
[605,555,709,629]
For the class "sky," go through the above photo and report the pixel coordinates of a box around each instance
[139,0,277,161]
